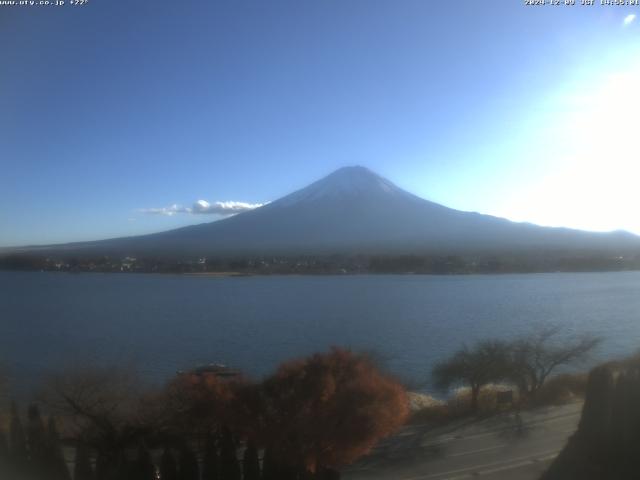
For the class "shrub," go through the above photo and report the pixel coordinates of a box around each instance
[534,373,588,406]
[446,384,518,416]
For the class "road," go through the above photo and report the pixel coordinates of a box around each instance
[344,402,582,480]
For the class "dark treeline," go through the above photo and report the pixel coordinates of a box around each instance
[0,348,409,480]
[3,251,640,275]
[369,253,640,274]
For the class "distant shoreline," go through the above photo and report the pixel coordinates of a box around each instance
[4,251,640,276]
[183,271,254,277]
[3,268,640,277]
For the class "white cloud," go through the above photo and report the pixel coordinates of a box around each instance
[623,14,636,26]
[191,200,266,214]
[139,204,190,216]
[140,200,265,217]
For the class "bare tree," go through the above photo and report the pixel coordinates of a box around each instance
[432,340,511,413]
[507,325,601,400]
[42,366,142,432]
[40,366,157,480]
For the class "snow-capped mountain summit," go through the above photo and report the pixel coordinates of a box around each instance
[18,167,640,256]
[273,166,412,207]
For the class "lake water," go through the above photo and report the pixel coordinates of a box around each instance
[2,271,640,396]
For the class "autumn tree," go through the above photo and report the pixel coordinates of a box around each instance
[432,340,511,412]
[507,325,601,400]
[163,368,242,439]
[259,347,409,475]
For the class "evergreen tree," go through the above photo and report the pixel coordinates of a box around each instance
[242,441,260,480]
[219,427,240,480]
[122,457,136,480]
[27,403,48,474]
[279,463,299,480]
[298,468,315,480]
[47,416,71,480]
[159,447,178,480]
[95,450,111,480]
[177,444,199,480]
[130,445,156,480]
[9,401,28,469]
[0,427,7,457]
[74,444,94,480]
[0,427,9,476]
[260,449,300,480]
[201,434,219,480]
[261,448,278,480]
[261,448,295,480]
[96,449,129,480]
[316,467,341,480]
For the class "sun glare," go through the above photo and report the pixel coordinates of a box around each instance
[559,68,640,230]
[499,65,640,234]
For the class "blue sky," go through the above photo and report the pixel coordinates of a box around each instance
[2,1,640,246]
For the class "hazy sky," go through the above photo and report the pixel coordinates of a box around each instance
[2,1,640,246]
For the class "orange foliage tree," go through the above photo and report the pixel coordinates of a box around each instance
[163,368,244,437]
[258,347,409,473]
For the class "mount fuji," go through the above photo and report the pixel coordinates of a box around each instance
[16,166,640,257]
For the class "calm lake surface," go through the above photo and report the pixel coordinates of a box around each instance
[2,271,640,394]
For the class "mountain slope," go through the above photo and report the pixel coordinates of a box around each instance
[16,166,640,257]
